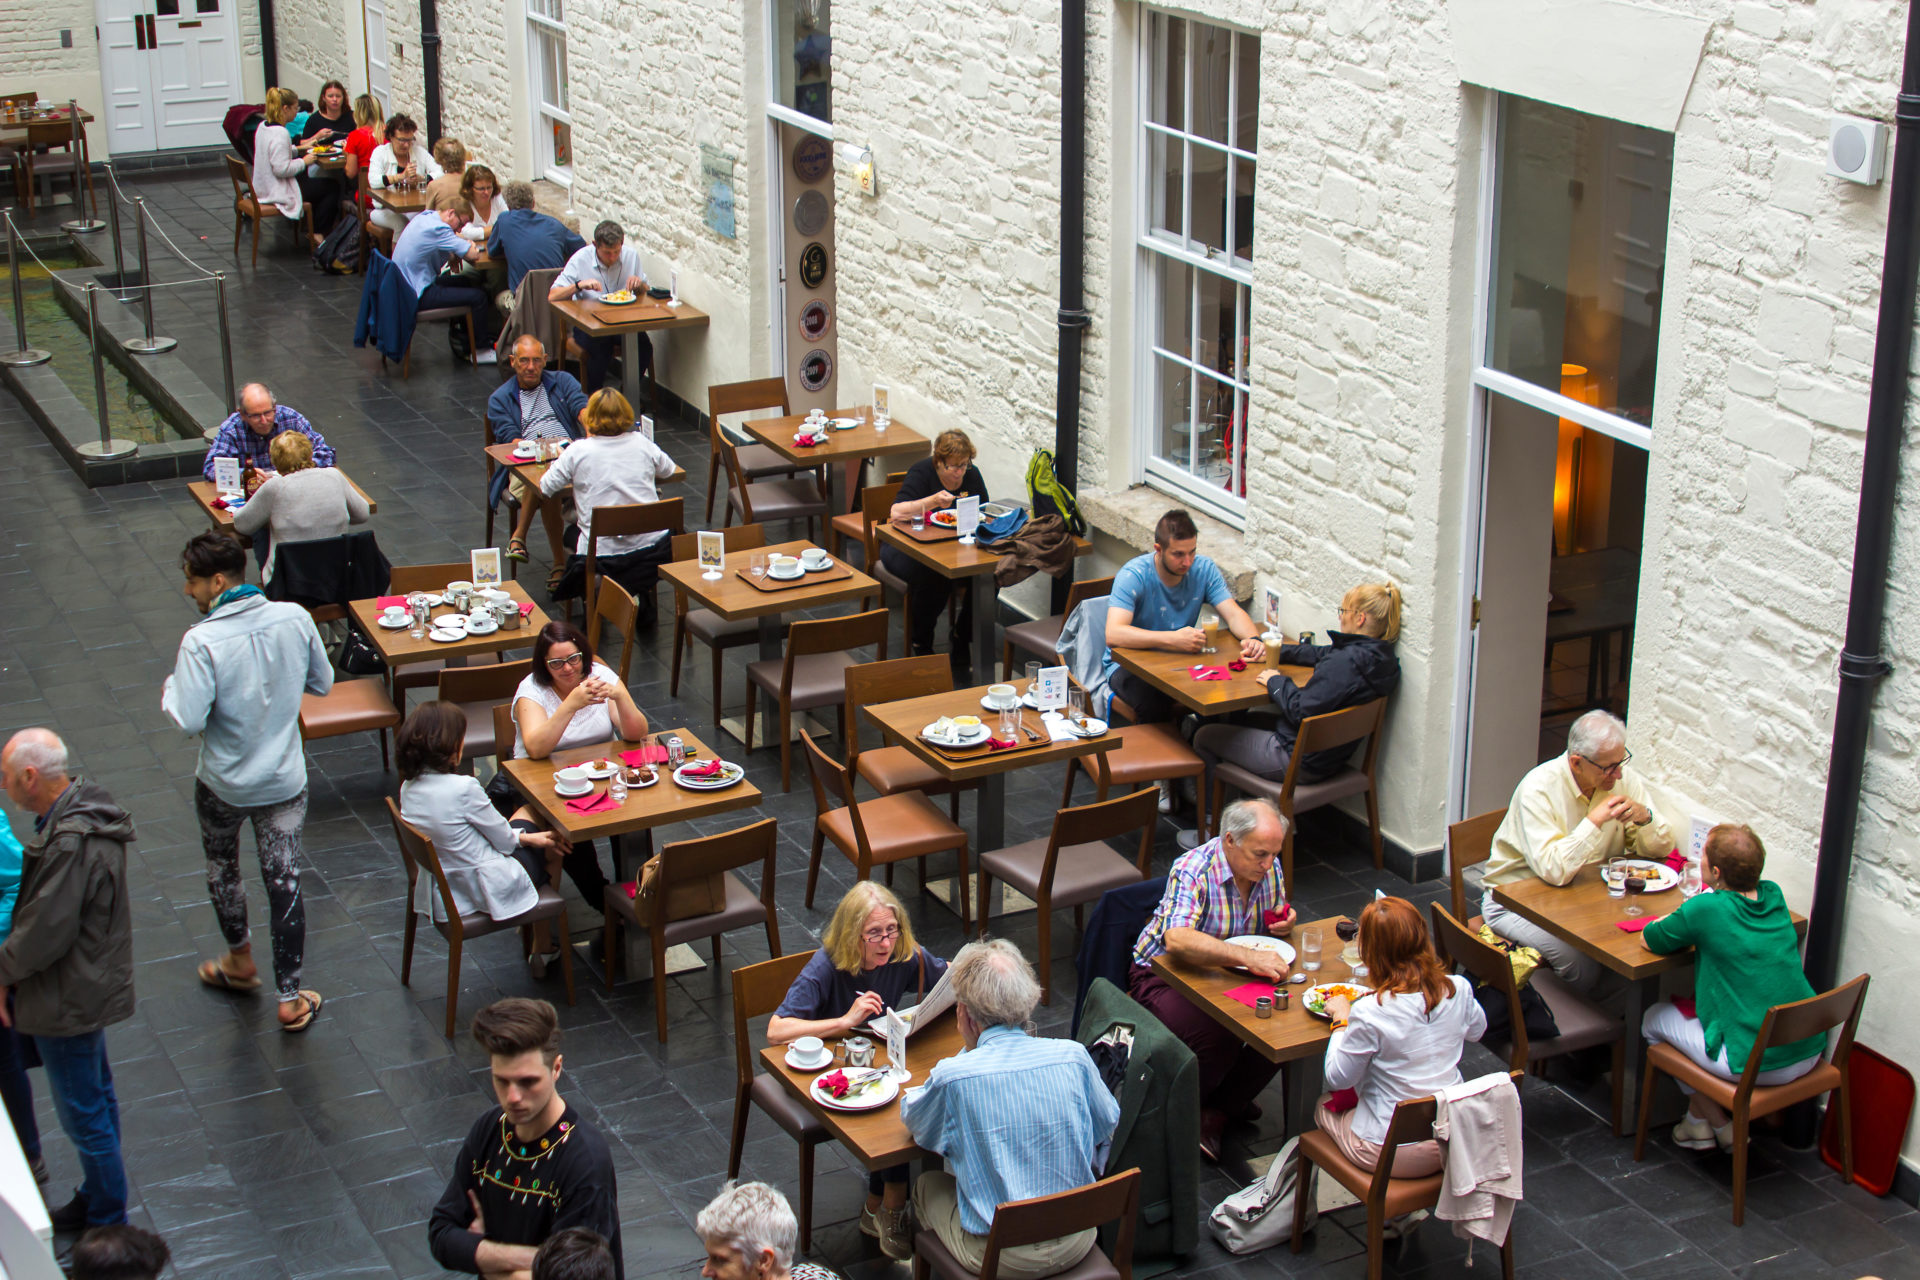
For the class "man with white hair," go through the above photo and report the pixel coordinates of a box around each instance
[0,730,135,1237]
[901,940,1119,1278]
[695,1182,841,1280]
[1481,709,1676,993]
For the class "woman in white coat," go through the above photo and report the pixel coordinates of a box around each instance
[252,86,342,240]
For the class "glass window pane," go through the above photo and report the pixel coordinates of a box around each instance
[1153,255,1193,358]
[1235,32,1258,152]
[1149,130,1183,239]
[1155,357,1197,475]
[1189,143,1227,258]
[1195,270,1234,380]
[1487,96,1672,426]
[1191,22,1230,145]
[1150,13,1185,132]
[774,0,832,125]
[1229,157,1254,264]
[551,119,571,169]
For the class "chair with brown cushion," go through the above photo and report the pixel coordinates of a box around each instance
[1060,721,1207,847]
[911,1167,1140,1280]
[1447,808,1507,931]
[354,169,394,270]
[300,677,402,769]
[1001,575,1115,681]
[705,378,803,524]
[386,562,488,711]
[406,305,477,380]
[582,496,684,624]
[844,655,977,823]
[1208,697,1388,895]
[976,788,1158,1003]
[587,578,640,685]
[1633,973,1869,1225]
[224,154,311,266]
[437,660,533,764]
[1290,1074,1521,1280]
[746,608,889,792]
[727,952,829,1252]
[859,481,914,645]
[386,797,575,1038]
[602,817,782,1042]
[668,523,769,729]
[717,416,828,541]
[1431,904,1624,1135]
[801,730,971,931]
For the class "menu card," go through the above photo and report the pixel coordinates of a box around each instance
[954,494,980,543]
[1035,665,1068,712]
[212,456,241,495]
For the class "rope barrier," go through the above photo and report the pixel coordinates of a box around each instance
[99,166,220,281]
[5,211,218,296]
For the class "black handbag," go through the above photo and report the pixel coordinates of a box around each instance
[337,629,385,676]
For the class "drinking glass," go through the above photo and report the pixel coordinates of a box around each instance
[1298,927,1324,972]
[750,551,768,580]
[911,510,925,532]
[1200,606,1220,654]
[1067,686,1087,728]
[1603,860,1629,898]
[1336,919,1362,975]
[1622,876,1647,918]
[854,406,869,431]
[999,706,1020,740]
[1681,859,1703,897]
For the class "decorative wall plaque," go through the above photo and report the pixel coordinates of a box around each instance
[798,241,829,289]
[792,134,833,184]
[793,188,829,236]
[798,348,834,391]
[799,299,832,341]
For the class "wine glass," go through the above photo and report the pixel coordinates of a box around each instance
[1622,875,1647,918]
[1335,919,1364,978]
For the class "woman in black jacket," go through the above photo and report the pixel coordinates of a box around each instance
[1194,581,1401,784]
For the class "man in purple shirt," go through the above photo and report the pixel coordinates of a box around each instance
[201,384,334,484]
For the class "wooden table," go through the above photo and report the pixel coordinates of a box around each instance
[742,410,930,516]
[875,523,1092,686]
[187,474,378,546]
[483,442,686,492]
[1148,915,1358,1140]
[1492,866,1808,1113]
[370,183,431,215]
[0,108,95,139]
[861,682,1118,854]
[549,295,712,405]
[1108,638,1311,717]
[659,541,879,740]
[757,1009,967,1170]
[348,583,548,698]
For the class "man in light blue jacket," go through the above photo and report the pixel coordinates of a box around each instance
[161,533,333,1032]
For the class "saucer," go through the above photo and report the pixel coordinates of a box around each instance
[801,557,832,572]
[784,1047,833,1071]
[769,567,805,581]
[979,695,1020,712]
[377,616,412,630]
[552,780,593,798]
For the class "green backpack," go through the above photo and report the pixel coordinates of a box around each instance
[1026,449,1087,537]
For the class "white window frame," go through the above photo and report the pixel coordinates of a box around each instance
[527,0,572,187]
[764,0,834,140]
[1132,8,1256,528]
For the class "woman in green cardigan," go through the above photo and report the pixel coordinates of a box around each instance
[1641,823,1823,1151]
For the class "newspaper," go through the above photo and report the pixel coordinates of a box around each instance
[866,962,956,1039]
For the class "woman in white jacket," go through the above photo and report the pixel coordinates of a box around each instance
[252,87,342,240]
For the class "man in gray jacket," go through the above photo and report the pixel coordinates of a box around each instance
[161,532,333,1031]
[0,729,134,1234]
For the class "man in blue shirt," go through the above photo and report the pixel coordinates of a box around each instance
[902,940,1118,1278]
[395,197,498,364]
[488,181,586,298]
[201,385,334,484]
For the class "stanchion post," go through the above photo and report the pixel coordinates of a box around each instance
[60,100,105,234]
[2,209,52,368]
[77,284,136,460]
[123,197,176,355]
[104,163,127,296]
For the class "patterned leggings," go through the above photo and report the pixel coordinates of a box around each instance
[195,781,307,1003]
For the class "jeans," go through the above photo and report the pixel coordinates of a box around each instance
[196,781,308,1002]
[34,1031,126,1226]
[421,279,497,348]
[1109,666,1177,725]
[571,328,650,393]
[0,1019,40,1164]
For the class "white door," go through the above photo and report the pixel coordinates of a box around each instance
[95,0,240,154]
[97,0,156,154]
[364,0,392,105]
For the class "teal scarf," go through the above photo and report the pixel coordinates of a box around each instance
[212,584,263,611]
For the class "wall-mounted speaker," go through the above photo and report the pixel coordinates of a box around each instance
[1826,114,1887,186]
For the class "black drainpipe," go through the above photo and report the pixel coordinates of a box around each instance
[1803,0,1920,993]
[1050,0,1088,614]
[420,0,444,142]
[258,0,278,87]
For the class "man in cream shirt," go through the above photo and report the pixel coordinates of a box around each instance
[1480,710,1675,994]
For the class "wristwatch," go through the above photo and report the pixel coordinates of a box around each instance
[1329,1019,1348,1032]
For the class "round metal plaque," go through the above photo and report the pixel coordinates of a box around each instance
[792,188,829,237]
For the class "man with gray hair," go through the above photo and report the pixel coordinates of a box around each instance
[1129,798,1294,1161]
[0,730,135,1236]
[489,181,586,299]
[1481,709,1676,993]
[900,940,1119,1278]
[694,1182,842,1280]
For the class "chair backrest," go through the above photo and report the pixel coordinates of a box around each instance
[493,702,517,764]
[783,609,889,688]
[843,655,951,758]
[437,658,532,707]
[1429,904,1527,1067]
[223,153,253,204]
[1447,808,1507,924]
[389,562,475,594]
[585,496,684,617]
[1369,1070,1524,1205]
[1062,575,1117,626]
[1292,696,1388,762]
[670,523,768,562]
[1740,974,1870,1097]
[980,1168,1140,1280]
[860,482,904,563]
[800,727,863,838]
[588,578,640,683]
[708,377,790,424]
[730,950,817,1087]
[385,796,460,925]
[648,818,778,931]
[1047,787,1160,886]
[0,94,37,110]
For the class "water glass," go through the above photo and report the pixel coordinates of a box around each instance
[750,551,768,580]
[1603,860,1630,898]
[1681,858,1703,897]
[911,510,925,532]
[999,706,1020,740]
[854,406,869,431]
[1067,687,1087,727]
[1025,661,1042,686]
[1299,928,1324,972]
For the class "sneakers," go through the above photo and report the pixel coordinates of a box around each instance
[858,1204,880,1239]
[475,348,499,365]
[49,1192,86,1234]
[1158,780,1176,815]
[1671,1115,1718,1151]
[876,1204,913,1260]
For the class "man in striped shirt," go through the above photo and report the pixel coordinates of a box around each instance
[1129,798,1295,1161]
[902,940,1118,1279]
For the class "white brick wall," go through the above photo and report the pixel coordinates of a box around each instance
[274,0,349,98]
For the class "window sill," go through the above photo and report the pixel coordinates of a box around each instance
[1078,484,1256,601]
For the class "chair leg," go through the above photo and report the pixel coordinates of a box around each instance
[1059,759,1079,809]
[1000,640,1014,682]
[975,868,992,938]
[556,909,575,1007]
[232,209,242,256]
[1365,786,1383,870]
[764,910,781,958]
[1500,1229,1515,1280]
[704,451,719,524]
[955,842,971,933]
[652,929,670,1045]
[1838,1077,1854,1184]
[1731,1112,1750,1226]
[444,936,463,1039]
[251,210,261,266]
[727,1082,750,1180]
[1036,906,1052,1005]
[1631,1056,1659,1162]
[777,700,793,793]
[400,906,416,987]
[1289,1146,1311,1252]
[1194,768,1211,843]
[710,934,723,968]
[602,904,620,986]
[805,828,824,907]
[1365,1212,1385,1280]
[710,642,725,733]
[798,1140,817,1255]
[669,618,686,695]
[743,679,757,752]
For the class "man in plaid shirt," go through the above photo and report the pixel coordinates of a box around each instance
[1129,797,1295,1161]
[201,384,335,485]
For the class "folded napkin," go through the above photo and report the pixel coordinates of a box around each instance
[793,432,827,447]
[1615,916,1654,933]
[818,1069,852,1098]
[1324,1088,1360,1114]
[1673,996,1697,1019]
[986,735,1019,751]
[1228,659,1249,672]
[519,601,535,616]
[620,746,669,766]
[1223,982,1278,1010]
[210,497,230,511]
[376,595,406,610]
[564,791,617,815]
[679,758,722,779]
[1189,666,1231,681]
[1263,909,1289,931]
[1663,849,1688,871]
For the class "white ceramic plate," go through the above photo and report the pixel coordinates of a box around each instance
[674,760,746,790]
[1303,982,1373,1019]
[512,444,538,459]
[1223,936,1298,970]
[921,721,990,747]
[1610,860,1681,892]
[1066,718,1109,738]
[576,760,618,779]
[810,1069,900,1112]
[829,417,859,430]
[552,780,594,798]
[466,622,498,636]
[801,557,833,572]
[377,615,412,630]
[428,629,467,643]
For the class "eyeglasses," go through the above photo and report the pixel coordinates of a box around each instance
[544,652,586,671]
[1578,748,1631,774]
[861,926,901,943]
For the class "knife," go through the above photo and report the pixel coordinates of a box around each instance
[1018,715,1042,743]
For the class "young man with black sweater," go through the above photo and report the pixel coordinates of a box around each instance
[428,999,623,1278]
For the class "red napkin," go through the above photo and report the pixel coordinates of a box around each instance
[1263,909,1289,930]
[1228,659,1248,672]
[1189,666,1231,681]
[1663,849,1688,871]
[1673,997,1697,1019]
[1615,916,1654,933]
[620,746,668,766]
[1223,982,1277,1010]
[211,497,230,511]
[819,1069,851,1098]
[376,595,407,610]
[679,758,722,779]
[987,735,1019,751]
[618,879,640,899]
[565,792,616,815]
[1324,1088,1360,1114]
[519,601,535,616]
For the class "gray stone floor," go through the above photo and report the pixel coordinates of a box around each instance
[0,168,1913,1280]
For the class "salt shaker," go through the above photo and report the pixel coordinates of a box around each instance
[1254,996,1273,1019]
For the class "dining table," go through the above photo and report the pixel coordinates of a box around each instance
[548,294,711,408]
[347,583,549,700]
[369,182,432,216]
[741,410,930,519]
[483,441,687,492]
[1108,634,1312,717]
[1148,915,1359,1141]
[187,474,378,547]
[874,521,1092,686]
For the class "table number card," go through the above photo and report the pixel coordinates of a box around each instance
[882,1008,910,1082]
[639,415,655,441]
[872,383,890,424]
[1265,588,1281,632]
[1035,665,1068,712]
[697,530,725,580]
[470,548,502,587]
[213,456,241,495]
[954,494,980,543]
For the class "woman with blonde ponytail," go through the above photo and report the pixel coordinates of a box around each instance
[1193,581,1403,794]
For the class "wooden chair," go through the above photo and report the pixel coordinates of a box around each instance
[355,169,394,270]
[386,798,575,1038]
[1208,697,1388,894]
[407,304,478,379]
[582,497,684,623]
[844,655,976,823]
[860,481,914,646]
[480,414,519,582]
[493,702,518,770]
[801,730,971,930]
[746,608,888,792]
[1633,974,1869,1225]
[602,818,782,1042]
[587,578,641,684]
[911,1168,1140,1280]
[704,377,802,523]
[829,465,916,562]
[1060,722,1206,846]
[1291,1074,1522,1280]
[224,154,312,266]
[300,678,401,769]
[387,562,490,710]
[716,414,828,540]
[1430,904,1625,1134]
[18,119,96,220]
[1001,575,1115,680]
[976,788,1157,1003]
[668,524,769,729]
[727,952,829,1252]
[436,660,532,764]
[1447,808,1507,930]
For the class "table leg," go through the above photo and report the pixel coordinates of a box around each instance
[1283,1054,1323,1142]
[968,573,996,686]
[1621,974,1656,1117]
[621,332,642,403]
[976,771,1005,867]
[756,613,782,732]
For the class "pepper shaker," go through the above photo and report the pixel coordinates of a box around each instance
[1276,988,1290,1011]
[1254,996,1273,1019]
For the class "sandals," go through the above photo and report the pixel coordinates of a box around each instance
[507,537,530,563]
[197,959,262,992]
[279,990,324,1033]
[546,567,567,595]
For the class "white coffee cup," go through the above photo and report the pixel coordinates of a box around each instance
[554,766,590,788]
[792,1035,826,1064]
[480,588,512,606]
[769,554,800,574]
[987,683,1016,708]
[801,549,830,569]
[382,605,407,619]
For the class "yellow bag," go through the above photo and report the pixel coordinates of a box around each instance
[1477,925,1543,988]
[633,856,726,922]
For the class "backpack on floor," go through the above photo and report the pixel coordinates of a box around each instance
[312,214,360,273]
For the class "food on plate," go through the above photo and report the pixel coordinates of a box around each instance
[930,716,957,737]
[1305,983,1369,1015]
[930,510,959,526]
[602,290,636,303]
[952,716,981,729]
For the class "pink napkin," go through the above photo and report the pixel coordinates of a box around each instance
[620,746,668,766]
[376,595,406,610]
[793,432,826,448]
[679,758,722,779]
[519,601,535,616]
[1673,997,1697,1019]
[1324,1088,1360,1114]
[211,497,230,511]
[1189,666,1231,681]
[1223,982,1277,1010]
[564,791,616,815]
[1663,849,1687,871]
[1616,916,1654,933]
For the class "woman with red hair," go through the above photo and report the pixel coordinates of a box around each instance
[1319,897,1485,1175]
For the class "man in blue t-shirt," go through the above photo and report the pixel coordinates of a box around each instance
[393,197,499,364]
[1103,508,1265,735]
